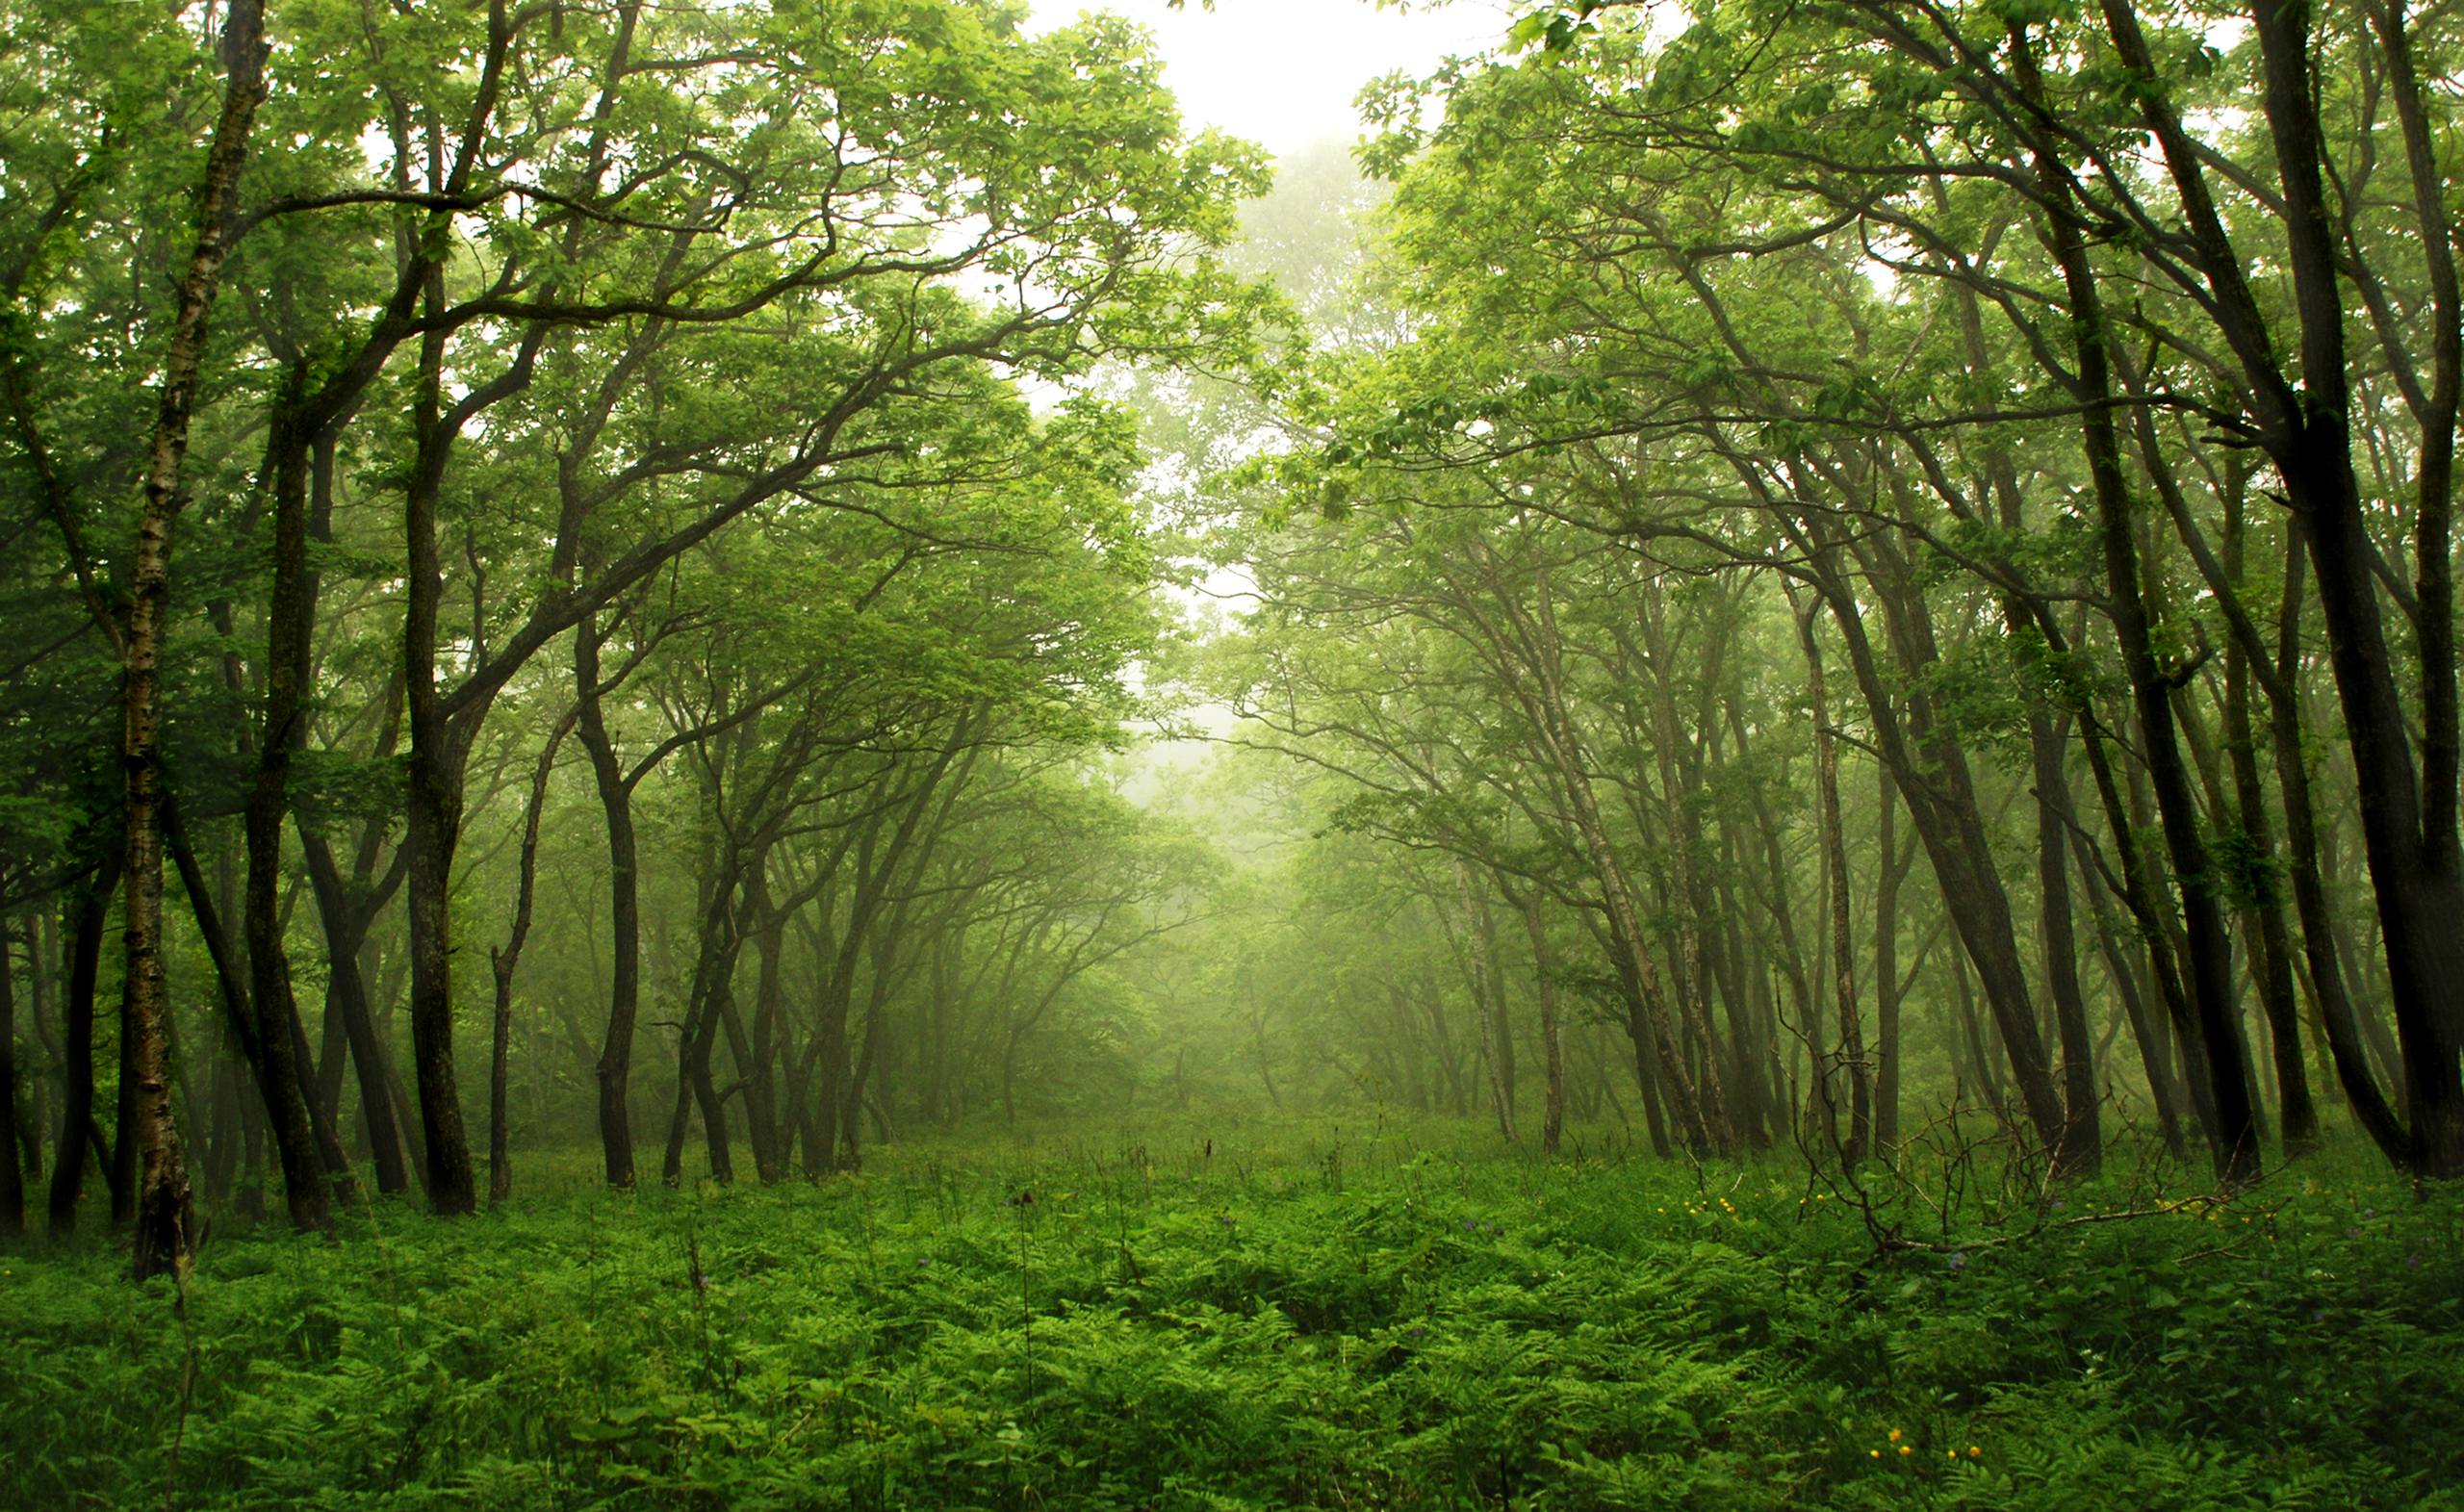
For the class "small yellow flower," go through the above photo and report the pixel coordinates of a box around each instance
[1888,1429,1902,1443]
[1968,1446,1982,1458]
[1898,1445,1913,1457]
[1869,1449,1882,1460]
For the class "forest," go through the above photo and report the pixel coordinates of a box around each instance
[2,0,2461,1506]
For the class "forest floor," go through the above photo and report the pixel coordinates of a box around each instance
[3,1115,2460,1510]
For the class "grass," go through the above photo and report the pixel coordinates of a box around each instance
[2,1115,2460,1509]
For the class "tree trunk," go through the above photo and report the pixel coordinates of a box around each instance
[297,834,412,1193]
[15,917,52,1191]
[1795,600,1869,1166]
[201,1047,242,1204]
[2270,524,2410,1159]
[2222,496,2321,1154]
[401,731,475,1214]
[2016,23,2257,1178]
[488,714,569,1205]
[1558,709,1711,1147]
[1703,845,1766,1151]
[1451,862,1517,1143]
[165,797,355,1215]
[1950,941,2004,1111]
[1873,765,1905,1152]
[1632,586,1734,1145]
[746,887,791,1183]
[117,0,270,1277]
[574,617,645,1189]
[1518,891,1566,1156]
[110,986,139,1227]
[244,416,338,1234]
[2070,825,2190,1160]
[49,858,118,1236]
[837,925,902,1170]
[2246,0,2464,1174]
[810,961,858,1169]
[664,854,746,1187]
[0,926,22,1237]
[664,991,734,1187]
[2027,713,2102,1174]
[1803,536,2068,1152]
[398,252,484,1216]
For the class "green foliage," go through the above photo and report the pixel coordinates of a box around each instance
[5,1131,2459,1510]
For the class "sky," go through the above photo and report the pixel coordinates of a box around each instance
[1023,0,1511,158]
[1011,2,1517,769]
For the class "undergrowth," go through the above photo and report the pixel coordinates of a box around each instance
[3,1117,2459,1510]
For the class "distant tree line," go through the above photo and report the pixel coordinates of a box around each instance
[0,0,1258,1277]
[1201,0,2464,1183]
